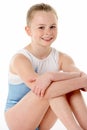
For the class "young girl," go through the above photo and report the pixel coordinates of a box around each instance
[5,3,87,130]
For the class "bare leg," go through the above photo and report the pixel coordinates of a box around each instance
[5,77,87,130]
[39,107,57,130]
[67,90,87,130]
[5,91,49,130]
[49,95,83,130]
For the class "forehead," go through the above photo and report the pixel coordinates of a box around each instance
[31,11,57,25]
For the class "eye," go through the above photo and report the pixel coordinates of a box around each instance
[38,26,45,30]
[50,25,56,29]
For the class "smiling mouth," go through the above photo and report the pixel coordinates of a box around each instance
[42,37,53,41]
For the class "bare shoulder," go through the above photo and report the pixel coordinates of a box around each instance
[9,53,32,74]
[58,51,79,71]
[59,51,74,63]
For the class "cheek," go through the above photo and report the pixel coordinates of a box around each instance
[53,30,57,37]
[31,29,43,38]
[31,32,39,41]
[30,31,36,37]
[33,33,38,38]
[55,30,58,36]
[33,31,41,37]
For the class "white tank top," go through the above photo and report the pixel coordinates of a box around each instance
[9,47,59,84]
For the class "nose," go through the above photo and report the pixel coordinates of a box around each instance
[45,28,52,35]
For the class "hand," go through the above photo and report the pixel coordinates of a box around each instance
[32,73,52,97]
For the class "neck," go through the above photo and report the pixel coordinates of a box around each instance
[26,44,52,59]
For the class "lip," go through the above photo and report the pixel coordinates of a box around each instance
[42,37,53,42]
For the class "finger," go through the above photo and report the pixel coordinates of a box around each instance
[35,88,40,96]
[40,89,45,97]
[34,87,41,96]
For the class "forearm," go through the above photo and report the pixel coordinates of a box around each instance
[44,76,87,99]
[50,71,81,81]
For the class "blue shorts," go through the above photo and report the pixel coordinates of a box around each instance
[5,83,39,130]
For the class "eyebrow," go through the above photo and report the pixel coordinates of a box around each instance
[37,23,57,26]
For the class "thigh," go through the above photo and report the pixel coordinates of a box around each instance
[5,91,49,130]
[39,107,57,130]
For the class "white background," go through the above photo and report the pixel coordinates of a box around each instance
[0,0,87,130]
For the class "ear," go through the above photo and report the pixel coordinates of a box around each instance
[25,26,31,36]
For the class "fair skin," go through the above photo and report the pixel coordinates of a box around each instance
[5,11,87,130]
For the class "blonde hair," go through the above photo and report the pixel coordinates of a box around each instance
[26,3,58,26]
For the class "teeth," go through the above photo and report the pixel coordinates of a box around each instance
[43,38,51,40]
[44,39,50,40]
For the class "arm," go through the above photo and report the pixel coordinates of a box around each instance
[32,71,81,97]
[44,75,87,99]
[44,52,87,98]
[10,54,39,89]
[59,52,81,72]
[59,52,87,91]
[11,53,80,92]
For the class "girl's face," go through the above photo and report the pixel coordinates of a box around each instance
[26,11,58,47]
